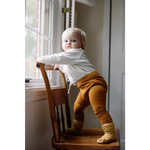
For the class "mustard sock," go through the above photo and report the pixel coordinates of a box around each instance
[97,122,117,144]
[66,119,83,135]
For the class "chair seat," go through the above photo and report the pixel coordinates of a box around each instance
[52,128,120,150]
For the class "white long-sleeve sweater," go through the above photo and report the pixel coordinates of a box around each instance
[36,48,96,91]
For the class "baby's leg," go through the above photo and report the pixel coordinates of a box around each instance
[89,85,112,125]
[66,92,90,135]
[74,92,90,121]
[89,85,116,143]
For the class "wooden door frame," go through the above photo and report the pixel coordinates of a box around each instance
[102,0,111,111]
[102,1,125,149]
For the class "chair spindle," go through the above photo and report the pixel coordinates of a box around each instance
[56,106,61,135]
[60,104,65,132]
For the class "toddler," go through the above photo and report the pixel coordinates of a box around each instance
[36,28,117,144]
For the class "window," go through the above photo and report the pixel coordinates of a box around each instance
[25,0,63,87]
[22,0,53,78]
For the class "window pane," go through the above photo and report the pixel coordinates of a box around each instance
[36,37,52,79]
[25,28,52,78]
[25,29,37,78]
[25,0,54,80]
[41,0,53,39]
[25,0,37,31]
[26,0,53,39]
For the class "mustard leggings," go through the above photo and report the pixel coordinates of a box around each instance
[74,71,113,125]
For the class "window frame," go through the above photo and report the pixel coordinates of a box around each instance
[25,0,64,88]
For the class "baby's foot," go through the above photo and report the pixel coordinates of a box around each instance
[97,133,117,144]
[97,122,117,144]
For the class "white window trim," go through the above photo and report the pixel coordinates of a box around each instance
[25,0,64,89]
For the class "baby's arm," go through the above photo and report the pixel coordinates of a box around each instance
[36,53,64,65]
[36,50,80,66]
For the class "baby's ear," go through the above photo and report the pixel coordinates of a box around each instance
[81,42,86,49]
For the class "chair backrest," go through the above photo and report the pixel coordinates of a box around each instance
[38,63,71,142]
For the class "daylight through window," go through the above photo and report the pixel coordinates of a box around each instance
[25,0,53,79]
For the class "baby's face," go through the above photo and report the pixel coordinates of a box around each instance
[62,31,83,51]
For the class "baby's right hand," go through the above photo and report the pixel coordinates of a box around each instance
[53,65,59,70]
[36,61,39,68]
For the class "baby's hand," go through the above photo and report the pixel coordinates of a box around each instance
[36,61,40,68]
[53,65,59,70]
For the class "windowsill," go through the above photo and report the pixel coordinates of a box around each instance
[25,84,61,89]
[25,77,61,89]
[25,85,62,104]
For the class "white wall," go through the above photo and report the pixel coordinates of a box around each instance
[69,0,104,128]
[25,88,54,150]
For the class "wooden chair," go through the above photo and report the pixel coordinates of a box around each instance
[38,63,120,150]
